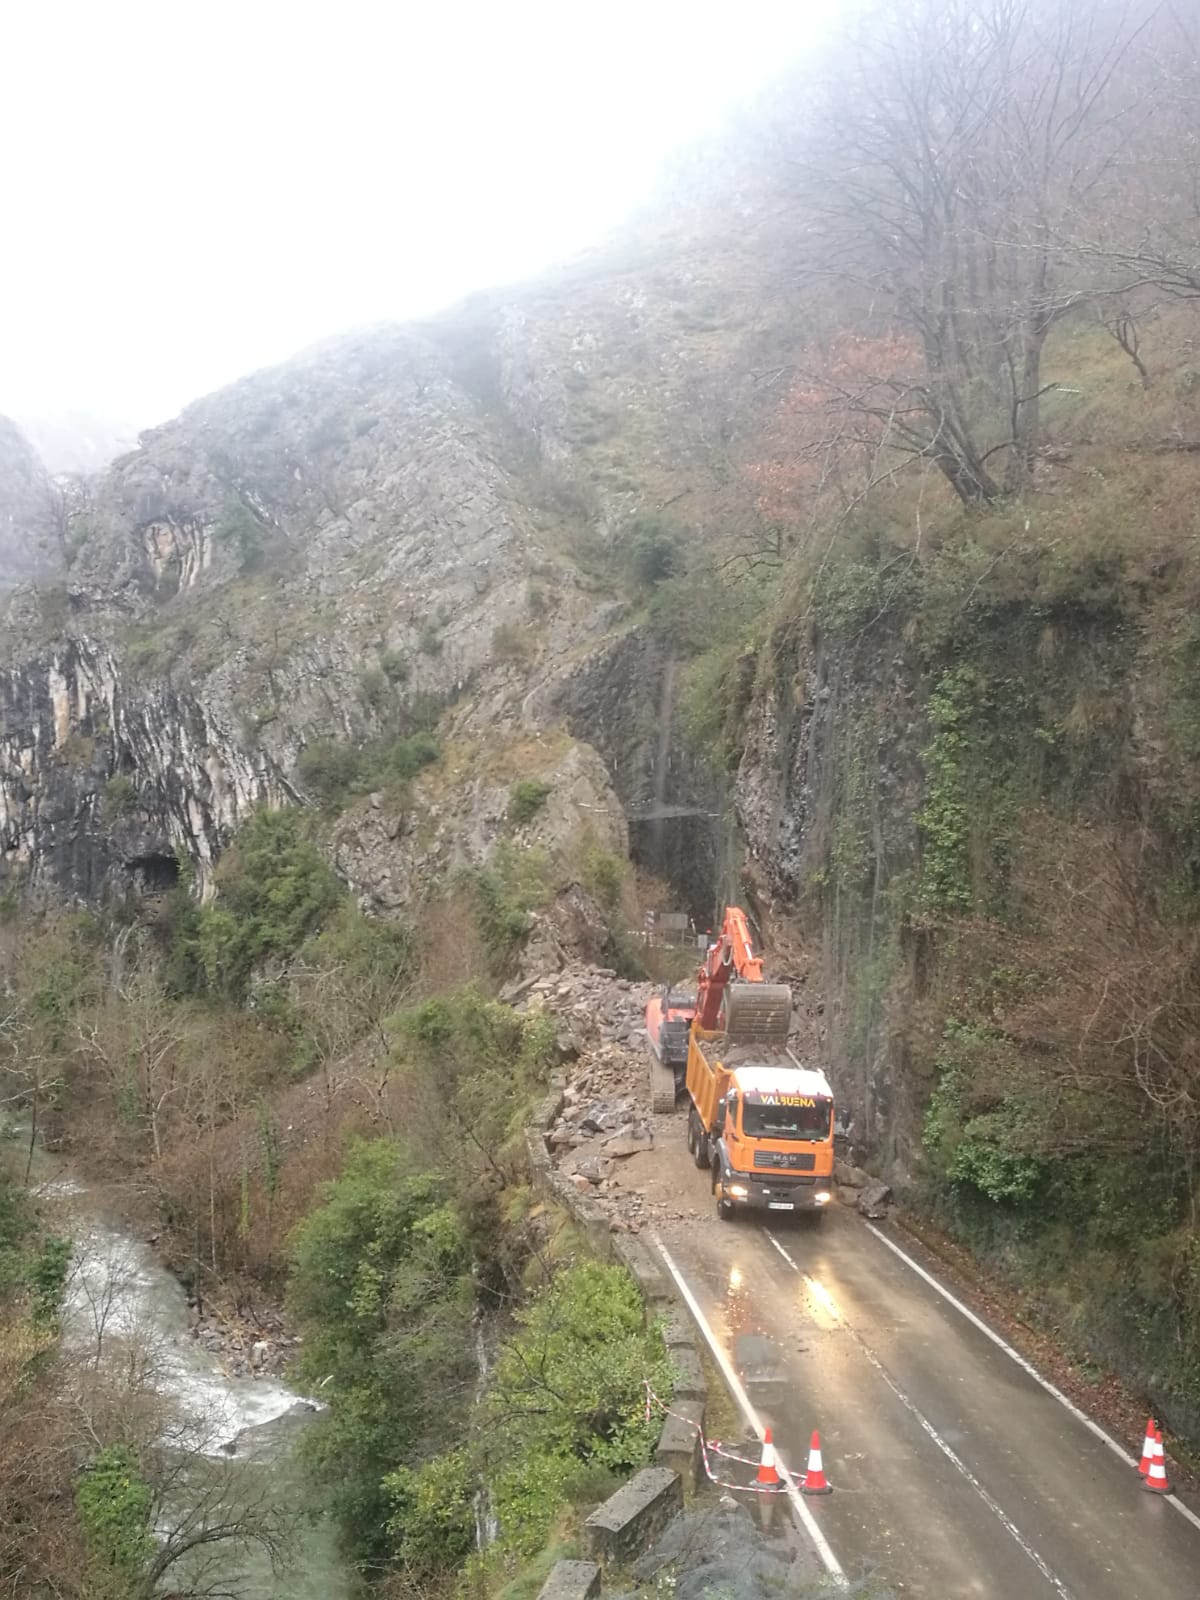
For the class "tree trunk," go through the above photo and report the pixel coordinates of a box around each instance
[1005,322,1050,496]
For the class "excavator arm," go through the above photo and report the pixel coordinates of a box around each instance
[719,907,764,983]
[694,907,788,1041]
[649,904,791,1112]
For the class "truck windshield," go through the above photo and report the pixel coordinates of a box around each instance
[742,1097,832,1141]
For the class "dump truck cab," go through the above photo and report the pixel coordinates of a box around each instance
[666,905,839,1219]
[687,1033,836,1219]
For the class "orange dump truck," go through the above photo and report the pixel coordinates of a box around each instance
[685,1024,836,1221]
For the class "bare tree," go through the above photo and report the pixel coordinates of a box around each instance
[74,974,199,1160]
[290,944,413,1137]
[780,0,1151,501]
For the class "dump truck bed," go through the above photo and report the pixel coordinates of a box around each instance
[694,1038,799,1071]
[688,1032,832,1133]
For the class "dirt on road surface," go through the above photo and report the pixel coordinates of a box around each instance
[518,956,1200,1599]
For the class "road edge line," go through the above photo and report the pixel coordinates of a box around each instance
[652,1234,848,1587]
[765,1231,1076,1599]
[864,1221,1200,1536]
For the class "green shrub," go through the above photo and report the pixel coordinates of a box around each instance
[76,1445,153,1591]
[360,666,389,711]
[507,779,552,826]
[371,731,439,785]
[485,1261,671,1557]
[27,1236,71,1322]
[811,556,918,636]
[622,515,683,585]
[296,731,440,808]
[581,842,624,911]
[288,1141,472,1562]
[394,989,556,1157]
[296,739,362,804]
[384,1448,476,1580]
[916,667,976,916]
[418,622,442,656]
[645,573,697,654]
[924,1021,1047,1205]
[379,650,410,684]
[166,808,342,998]
[214,495,278,573]
[103,774,137,820]
[461,845,553,971]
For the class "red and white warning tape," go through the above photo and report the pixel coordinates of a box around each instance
[643,1381,789,1495]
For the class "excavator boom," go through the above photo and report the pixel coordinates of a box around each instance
[695,906,779,1033]
[646,904,791,1112]
[722,907,763,983]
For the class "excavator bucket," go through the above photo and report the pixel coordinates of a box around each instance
[723,983,792,1048]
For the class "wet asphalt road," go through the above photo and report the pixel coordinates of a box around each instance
[655,1205,1200,1597]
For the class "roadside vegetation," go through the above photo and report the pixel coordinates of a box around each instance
[0,801,667,1598]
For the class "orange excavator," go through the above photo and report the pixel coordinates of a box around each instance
[645,907,792,1113]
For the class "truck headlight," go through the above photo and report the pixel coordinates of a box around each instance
[814,1191,831,1204]
[728,1184,749,1199]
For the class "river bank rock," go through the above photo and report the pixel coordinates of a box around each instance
[188,1301,301,1380]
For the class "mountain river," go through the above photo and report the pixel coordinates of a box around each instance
[18,1128,356,1599]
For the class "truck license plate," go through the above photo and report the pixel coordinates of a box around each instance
[767,1202,794,1211]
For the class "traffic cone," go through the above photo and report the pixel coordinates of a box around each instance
[1138,1417,1156,1476]
[801,1429,833,1495]
[755,1427,782,1489]
[1144,1429,1172,1495]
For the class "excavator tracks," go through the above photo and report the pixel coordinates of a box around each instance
[650,1054,679,1115]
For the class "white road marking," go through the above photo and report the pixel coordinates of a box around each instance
[653,1236,847,1587]
[766,1230,1077,1600]
[863,1221,1200,1537]
[765,1231,798,1271]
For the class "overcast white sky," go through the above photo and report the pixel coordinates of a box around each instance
[1,0,825,432]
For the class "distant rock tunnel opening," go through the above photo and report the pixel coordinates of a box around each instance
[546,631,729,931]
[124,851,181,893]
[627,809,721,929]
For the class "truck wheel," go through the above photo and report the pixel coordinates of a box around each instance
[688,1111,708,1169]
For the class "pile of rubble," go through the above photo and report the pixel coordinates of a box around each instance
[502,962,655,1056]
[511,962,710,1231]
[188,1298,301,1380]
[512,955,893,1229]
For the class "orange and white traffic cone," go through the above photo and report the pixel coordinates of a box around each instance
[1143,1429,1172,1495]
[800,1429,833,1496]
[755,1427,782,1489]
[1138,1417,1157,1476]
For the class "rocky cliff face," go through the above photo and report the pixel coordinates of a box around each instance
[728,534,1200,1435]
[0,204,801,911]
[0,636,288,904]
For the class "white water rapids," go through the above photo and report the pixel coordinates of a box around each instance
[27,1157,356,1599]
[54,1179,307,1454]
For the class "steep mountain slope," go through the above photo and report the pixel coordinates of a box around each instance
[0,198,802,909]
